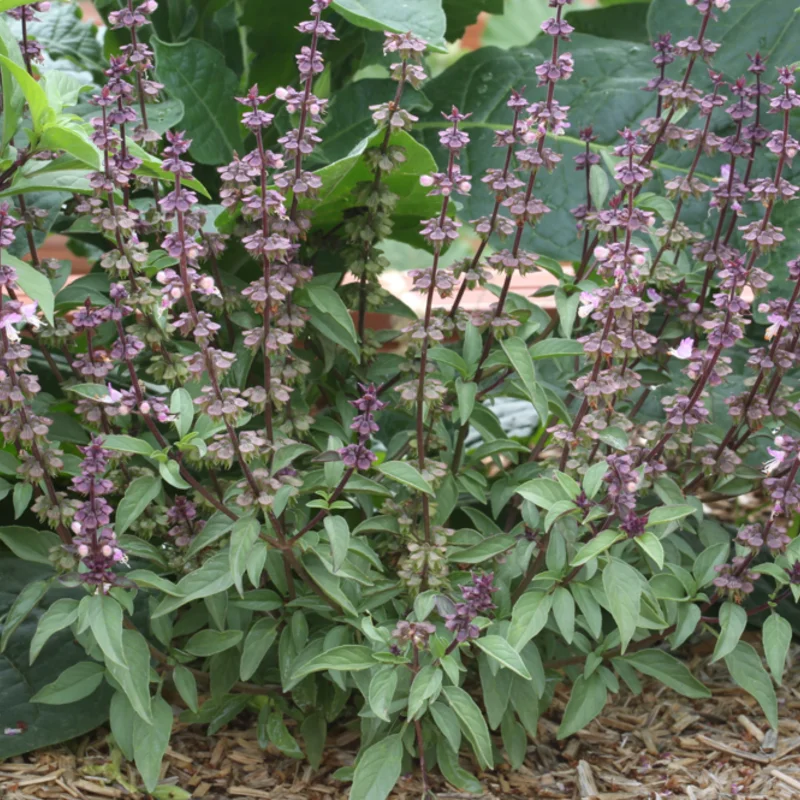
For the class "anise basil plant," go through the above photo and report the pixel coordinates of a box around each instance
[0,0,798,797]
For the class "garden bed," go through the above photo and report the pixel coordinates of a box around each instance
[3,646,799,800]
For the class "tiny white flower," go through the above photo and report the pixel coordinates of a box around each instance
[764,322,781,341]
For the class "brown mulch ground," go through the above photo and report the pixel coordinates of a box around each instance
[2,646,799,800]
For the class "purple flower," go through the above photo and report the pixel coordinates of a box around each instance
[339,443,377,471]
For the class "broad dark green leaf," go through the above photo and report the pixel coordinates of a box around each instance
[153,37,242,164]
[566,2,651,42]
[0,556,111,758]
[417,34,662,260]
[332,0,447,50]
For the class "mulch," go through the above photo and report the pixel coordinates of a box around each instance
[2,646,799,800]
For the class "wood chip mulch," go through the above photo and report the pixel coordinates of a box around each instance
[2,646,799,800]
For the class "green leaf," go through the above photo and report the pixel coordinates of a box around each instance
[473,635,531,679]
[0,17,25,150]
[305,283,358,349]
[407,664,443,719]
[172,665,198,714]
[101,434,155,455]
[29,597,79,664]
[106,629,153,725]
[305,304,361,360]
[152,37,242,165]
[443,0,503,40]
[557,672,607,739]
[158,459,191,490]
[552,586,575,645]
[87,593,127,668]
[724,642,779,731]
[567,3,651,43]
[350,733,404,800]
[306,129,440,249]
[0,525,60,564]
[530,338,586,360]
[229,515,261,595]
[301,712,327,770]
[507,591,553,651]
[266,711,304,759]
[170,388,194,438]
[634,531,665,569]
[430,701,462,753]
[455,378,477,426]
[185,629,243,657]
[110,691,136,761]
[516,478,569,510]
[332,0,446,51]
[0,54,52,132]
[603,558,641,654]
[116,476,162,535]
[712,602,747,663]
[40,124,101,170]
[133,696,174,793]
[570,529,622,568]
[152,554,236,618]
[367,665,398,723]
[240,617,279,682]
[13,481,32,518]
[623,650,710,699]
[0,253,55,324]
[646,505,696,527]
[442,685,493,769]
[287,645,376,690]
[693,542,729,588]
[501,336,538,407]
[762,614,792,684]
[31,661,105,704]
[376,460,433,495]
[555,289,580,339]
[450,533,514,564]
[0,579,48,651]
[24,2,103,71]
[323,516,350,573]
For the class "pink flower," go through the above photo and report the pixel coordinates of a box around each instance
[668,338,694,360]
